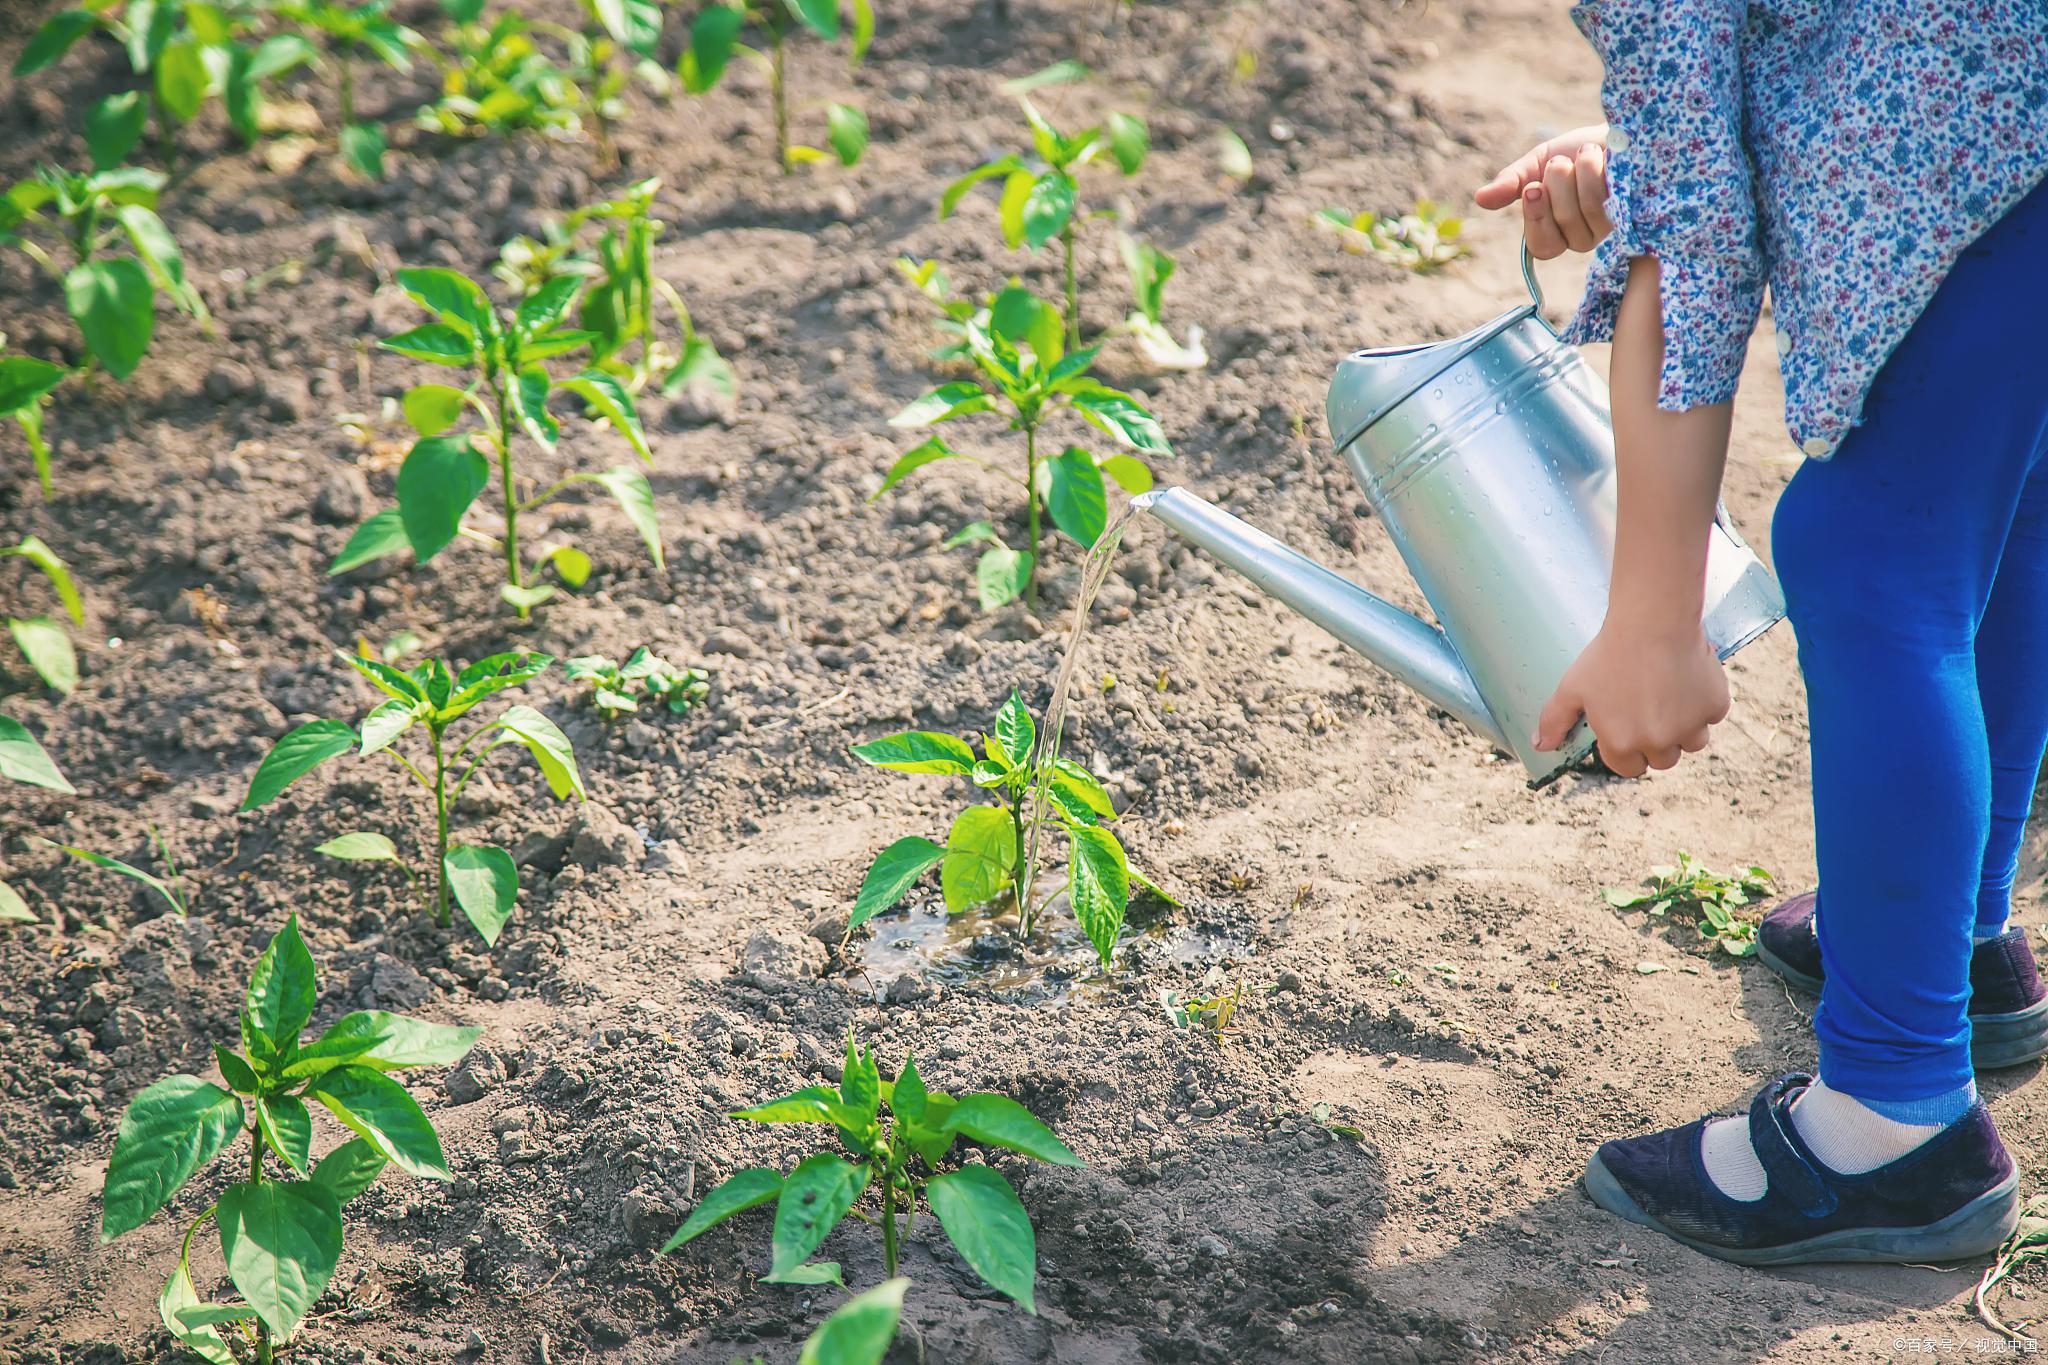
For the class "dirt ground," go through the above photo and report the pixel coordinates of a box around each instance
[3,0,2044,1361]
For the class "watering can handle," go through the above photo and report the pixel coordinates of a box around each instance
[1519,239,1552,327]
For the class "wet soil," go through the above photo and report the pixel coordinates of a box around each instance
[3,0,2045,1362]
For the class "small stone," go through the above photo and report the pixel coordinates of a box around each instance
[1132,1111,1159,1134]
[621,1188,678,1248]
[1196,1234,1231,1260]
[355,954,432,1011]
[703,627,757,659]
[444,1048,505,1104]
[885,974,931,1005]
[205,359,257,402]
[188,790,239,819]
[1275,970,1304,993]
[568,804,641,870]
[314,467,374,524]
[462,1329,487,1355]
[665,380,738,428]
[739,928,826,983]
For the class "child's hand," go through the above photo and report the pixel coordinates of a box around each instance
[1474,125,1612,259]
[1533,621,1730,778]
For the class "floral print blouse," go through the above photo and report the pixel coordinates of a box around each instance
[1563,0,2048,458]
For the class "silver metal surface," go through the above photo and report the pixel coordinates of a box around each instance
[1139,249,1787,787]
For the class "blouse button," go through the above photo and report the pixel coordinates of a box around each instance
[1775,330,1792,357]
[1801,436,1832,457]
[1607,127,1632,153]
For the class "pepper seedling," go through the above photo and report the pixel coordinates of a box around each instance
[1603,852,1775,957]
[662,1032,1079,1313]
[796,1279,909,1365]
[679,0,872,171]
[0,714,73,794]
[46,826,190,916]
[849,691,1168,968]
[241,651,584,944]
[0,164,209,380]
[941,98,1148,347]
[100,914,477,1365]
[415,2,585,139]
[4,534,84,695]
[564,647,708,719]
[0,338,71,493]
[879,288,1168,610]
[497,179,734,399]
[1314,200,1470,273]
[330,265,658,620]
[1117,232,1205,370]
[273,0,427,178]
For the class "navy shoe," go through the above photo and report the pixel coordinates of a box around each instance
[1755,891,2048,1069]
[1584,1074,2019,1266]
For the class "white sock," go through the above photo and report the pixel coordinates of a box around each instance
[1698,1078,1962,1200]
[1975,923,2010,944]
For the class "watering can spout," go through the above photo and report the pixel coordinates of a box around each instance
[1132,488,1510,752]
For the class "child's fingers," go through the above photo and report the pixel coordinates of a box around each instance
[1575,144,1612,239]
[1474,140,1554,209]
[1543,156,1597,251]
[1522,183,1567,259]
[1643,745,1682,771]
[1678,726,1711,754]
[1598,744,1649,779]
[1532,687,1583,752]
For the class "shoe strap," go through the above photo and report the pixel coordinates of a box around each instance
[1746,1074,1837,1219]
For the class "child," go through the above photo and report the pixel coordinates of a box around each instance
[1474,2,2048,1265]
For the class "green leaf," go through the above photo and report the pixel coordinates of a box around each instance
[402,384,467,437]
[14,10,99,76]
[489,705,584,801]
[86,92,147,170]
[0,715,72,793]
[397,267,489,335]
[939,156,1024,219]
[443,844,518,946]
[116,205,192,309]
[850,836,944,930]
[1104,111,1148,174]
[975,544,1031,611]
[216,1179,343,1340]
[992,693,1035,769]
[944,520,996,549]
[999,60,1089,95]
[0,880,35,924]
[943,1093,1081,1166]
[871,435,960,501]
[1049,759,1116,822]
[307,1065,449,1178]
[256,1096,312,1174]
[889,381,995,428]
[799,1278,909,1365]
[5,535,83,627]
[329,508,410,575]
[379,323,475,367]
[658,1167,781,1254]
[839,1033,880,1121]
[516,275,583,336]
[289,1011,480,1076]
[246,914,317,1052]
[1119,233,1173,324]
[242,720,356,810]
[826,103,867,166]
[0,356,69,417]
[733,1086,871,1129]
[560,370,649,460]
[310,1138,387,1205]
[1046,446,1108,547]
[679,3,741,93]
[356,698,418,757]
[11,616,76,694]
[1071,388,1171,454]
[154,40,209,122]
[101,1077,244,1240]
[341,652,429,705]
[941,806,1015,913]
[65,258,153,380]
[770,1154,868,1278]
[160,1247,236,1365]
[1020,171,1076,251]
[47,840,185,914]
[1067,825,1129,969]
[890,1055,928,1124]
[850,730,976,775]
[572,465,664,569]
[1216,127,1253,179]
[926,1165,1038,1311]
[214,1044,259,1094]
[315,831,401,863]
[1100,453,1153,494]
[785,0,837,39]
[395,435,488,564]
[662,334,735,397]
[766,1260,844,1286]
[175,1304,257,1328]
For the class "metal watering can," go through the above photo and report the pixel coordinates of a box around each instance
[1135,248,1786,787]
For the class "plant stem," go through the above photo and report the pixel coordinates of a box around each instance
[431,726,451,927]
[339,50,355,130]
[1023,422,1040,610]
[770,31,788,174]
[248,1128,273,1365]
[881,1168,899,1276]
[1061,219,1080,349]
[491,377,525,619]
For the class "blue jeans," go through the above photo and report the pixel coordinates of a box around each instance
[1770,176,2048,1104]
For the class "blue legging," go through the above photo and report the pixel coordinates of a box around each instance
[1770,175,2048,1104]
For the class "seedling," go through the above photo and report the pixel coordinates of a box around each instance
[274,0,427,178]
[100,914,477,1364]
[0,164,209,380]
[879,289,1169,610]
[850,692,1166,969]
[564,647,708,719]
[1603,852,1774,957]
[46,826,189,915]
[0,714,73,793]
[241,650,585,945]
[1315,200,1469,273]
[679,0,873,171]
[942,99,1148,347]
[0,339,71,492]
[496,179,734,398]
[330,265,657,620]
[1160,969,1245,1036]
[415,4,584,139]
[797,1279,909,1365]
[1117,233,1204,370]
[1976,1194,2048,1342]
[4,535,84,694]
[12,0,312,164]
[662,1032,1080,1314]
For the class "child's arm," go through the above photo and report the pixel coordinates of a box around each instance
[1531,255,1732,776]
